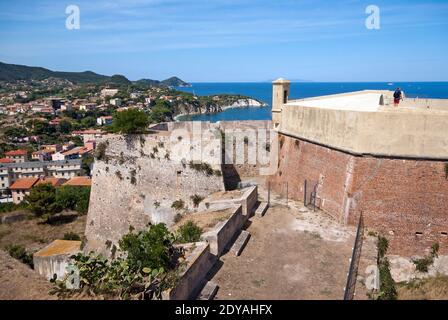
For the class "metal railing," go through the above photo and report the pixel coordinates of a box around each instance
[304,179,318,211]
[343,213,365,300]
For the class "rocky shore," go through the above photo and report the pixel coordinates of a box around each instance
[174,97,267,121]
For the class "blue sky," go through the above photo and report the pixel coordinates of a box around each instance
[0,0,447,82]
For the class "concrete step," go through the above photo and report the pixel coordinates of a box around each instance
[230,230,251,256]
[197,281,219,300]
[255,202,268,217]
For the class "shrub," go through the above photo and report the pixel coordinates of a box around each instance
[174,213,183,223]
[377,235,389,259]
[130,169,137,185]
[119,223,176,271]
[377,258,397,300]
[374,235,397,300]
[265,142,271,152]
[171,199,185,211]
[95,142,108,161]
[177,221,202,244]
[115,170,123,180]
[63,232,81,241]
[190,194,204,208]
[7,244,34,268]
[188,161,214,176]
[413,242,439,273]
[0,202,27,213]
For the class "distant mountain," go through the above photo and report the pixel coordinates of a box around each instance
[265,78,313,83]
[161,76,191,87]
[0,61,190,87]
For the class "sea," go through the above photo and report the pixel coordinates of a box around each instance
[175,82,448,122]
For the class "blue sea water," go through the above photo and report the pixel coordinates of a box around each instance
[176,82,448,122]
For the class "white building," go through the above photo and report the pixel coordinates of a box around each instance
[110,98,122,107]
[101,89,119,98]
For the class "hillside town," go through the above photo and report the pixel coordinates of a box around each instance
[0,78,265,207]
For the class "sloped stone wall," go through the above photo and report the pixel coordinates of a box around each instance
[84,131,225,256]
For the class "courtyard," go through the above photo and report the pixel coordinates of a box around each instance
[208,188,367,300]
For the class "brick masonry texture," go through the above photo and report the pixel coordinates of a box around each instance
[268,134,448,256]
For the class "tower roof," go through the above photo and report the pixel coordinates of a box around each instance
[272,78,290,84]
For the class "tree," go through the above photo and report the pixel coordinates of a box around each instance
[82,154,94,176]
[59,120,72,134]
[111,109,149,134]
[81,116,97,129]
[149,100,174,123]
[25,183,61,221]
[55,185,91,214]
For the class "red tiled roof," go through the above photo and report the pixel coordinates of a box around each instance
[63,176,92,187]
[0,158,14,163]
[9,177,39,190]
[72,130,103,135]
[62,146,93,157]
[5,149,27,156]
[36,177,67,187]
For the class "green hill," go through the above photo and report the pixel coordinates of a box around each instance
[0,61,189,87]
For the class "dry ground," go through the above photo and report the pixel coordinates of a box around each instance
[0,210,86,300]
[0,211,86,253]
[208,190,361,300]
[0,249,55,300]
[397,275,448,300]
[172,208,234,233]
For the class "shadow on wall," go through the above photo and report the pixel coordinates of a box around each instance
[221,164,241,190]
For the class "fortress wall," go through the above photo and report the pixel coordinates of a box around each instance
[268,134,448,256]
[268,135,352,222]
[280,105,448,159]
[348,158,448,256]
[84,132,225,256]
[155,121,274,181]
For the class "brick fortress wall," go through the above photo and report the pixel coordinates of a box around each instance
[268,134,448,256]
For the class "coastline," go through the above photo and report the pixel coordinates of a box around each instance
[174,97,268,121]
[174,102,268,121]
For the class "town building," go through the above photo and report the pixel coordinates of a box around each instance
[0,159,83,189]
[51,146,93,161]
[9,177,39,204]
[110,98,122,107]
[46,159,83,179]
[9,177,66,204]
[79,103,97,111]
[4,150,28,163]
[72,130,105,143]
[101,88,119,98]
[31,150,52,162]
[96,116,113,126]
